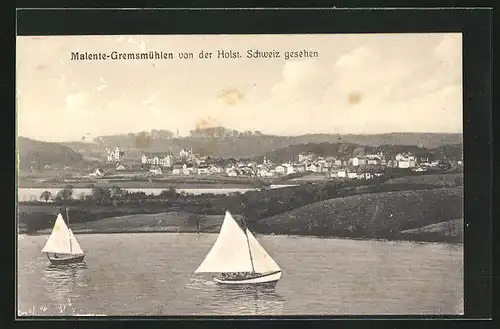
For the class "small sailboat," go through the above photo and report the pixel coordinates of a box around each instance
[41,209,85,265]
[195,211,282,287]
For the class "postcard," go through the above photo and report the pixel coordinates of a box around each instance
[16,33,463,316]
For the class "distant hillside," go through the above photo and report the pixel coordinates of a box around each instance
[17,137,84,171]
[60,132,463,159]
[259,142,463,163]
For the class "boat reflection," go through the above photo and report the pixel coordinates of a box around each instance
[211,284,286,315]
[185,277,286,315]
[41,263,88,315]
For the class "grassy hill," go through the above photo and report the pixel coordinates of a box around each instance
[56,132,462,159]
[17,137,85,171]
[400,219,463,241]
[256,187,463,242]
[20,186,463,243]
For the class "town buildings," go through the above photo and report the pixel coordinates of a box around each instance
[141,152,174,168]
[395,153,416,168]
[99,142,450,181]
[106,147,124,162]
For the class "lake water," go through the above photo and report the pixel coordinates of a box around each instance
[17,185,296,202]
[17,233,463,316]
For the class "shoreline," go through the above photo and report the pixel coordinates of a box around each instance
[19,225,463,245]
[19,229,463,245]
[17,175,288,189]
[17,181,260,190]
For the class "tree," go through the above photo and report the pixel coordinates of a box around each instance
[438,159,451,171]
[91,186,111,203]
[40,190,52,202]
[110,186,126,199]
[160,186,177,198]
[55,185,73,201]
[135,131,152,149]
[186,214,203,233]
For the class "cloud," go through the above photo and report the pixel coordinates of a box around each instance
[64,92,88,111]
[434,34,461,62]
[216,88,245,105]
[94,76,107,93]
[269,59,326,105]
[195,116,222,130]
[128,36,146,52]
[335,46,380,69]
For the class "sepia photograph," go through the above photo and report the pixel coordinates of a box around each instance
[16,33,464,316]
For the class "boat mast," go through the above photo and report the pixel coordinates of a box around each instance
[242,217,255,273]
[66,207,73,254]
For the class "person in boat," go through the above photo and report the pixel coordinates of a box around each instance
[53,254,59,259]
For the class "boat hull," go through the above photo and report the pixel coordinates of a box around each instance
[213,271,281,287]
[46,253,85,265]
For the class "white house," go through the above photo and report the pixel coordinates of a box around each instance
[430,160,440,167]
[275,165,286,175]
[366,156,381,165]
[395,153,416,168]
[306,163,319,173]
[334,169,347,178]
[149,166,163,175]
[398,159,416,169]
[332,159,342,167]
[227,169,238,177]
[89,168,104,178]
[294,165,306,173]
[182,164,194,175]
[258,168,274,177]
[209,165,223,174]
[359,172,374,180]
[347,172,358,179]
[172,165,182,175]
[284,164,295,175]
[197,166,210,175]
[350,157,367,167]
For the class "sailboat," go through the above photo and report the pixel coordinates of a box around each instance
[41,209,85,265]
[195,211,282,287]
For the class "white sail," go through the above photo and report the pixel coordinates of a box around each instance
[41,214,84,256]
[68,228,84,255]
[195,211,254,273]
[246,229,281,273]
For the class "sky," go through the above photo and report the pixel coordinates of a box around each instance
[16,33,462,142]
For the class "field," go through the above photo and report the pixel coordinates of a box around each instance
[384,173,463,187]
[32,212,240,235]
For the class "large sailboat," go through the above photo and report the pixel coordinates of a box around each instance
[195,211,282,287]
[41,209,85,265]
